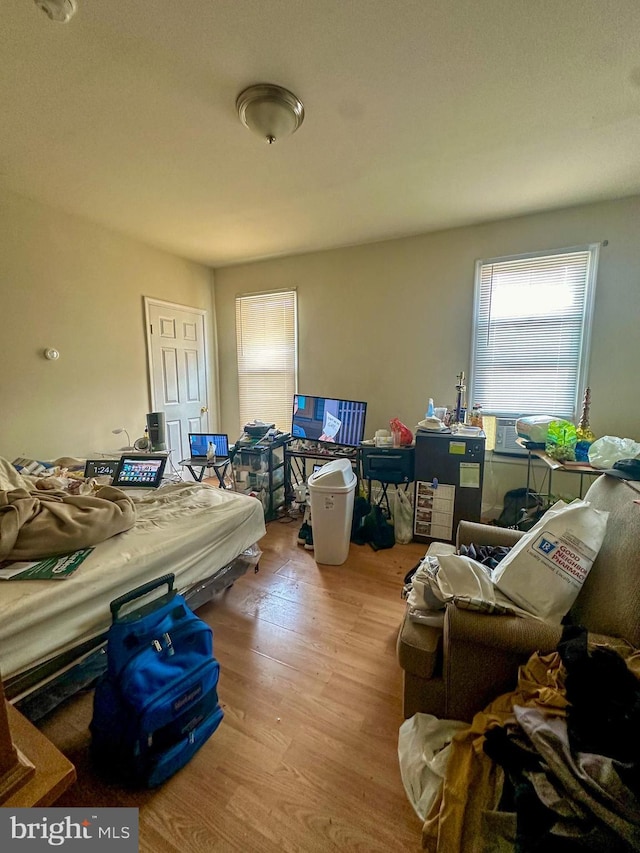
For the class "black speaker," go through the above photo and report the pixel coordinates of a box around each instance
[146,411,167,452]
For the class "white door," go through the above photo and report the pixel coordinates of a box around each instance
[145,299,210,473]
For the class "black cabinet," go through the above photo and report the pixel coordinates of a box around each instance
[413,432,485,543]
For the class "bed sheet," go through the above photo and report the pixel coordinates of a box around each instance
[0,482,265,682]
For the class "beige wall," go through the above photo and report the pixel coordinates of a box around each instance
[0,189,216,460]
[214,195,640,510]
[2,186,637,511]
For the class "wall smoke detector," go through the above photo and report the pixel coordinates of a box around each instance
[34,0,78,23]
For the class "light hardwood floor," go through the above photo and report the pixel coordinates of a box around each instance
[39,516,428,852]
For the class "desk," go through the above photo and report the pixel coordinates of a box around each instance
[180,457,232,488]
[521,442,599,500]
[285,443,360,502]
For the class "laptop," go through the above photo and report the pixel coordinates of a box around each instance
[111,454,167,490]
[188,433,229,462]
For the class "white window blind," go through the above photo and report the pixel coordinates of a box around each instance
[470,246,599,420]
[235,289,298,432]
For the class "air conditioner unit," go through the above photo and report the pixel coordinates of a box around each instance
[493,418,528,456]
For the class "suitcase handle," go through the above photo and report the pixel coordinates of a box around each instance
[110,573,175,622]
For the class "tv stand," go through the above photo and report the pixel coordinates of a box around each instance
[285,440,359,501]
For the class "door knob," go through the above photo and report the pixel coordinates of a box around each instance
[200,406,208,414]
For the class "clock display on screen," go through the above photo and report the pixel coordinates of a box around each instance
[84,460,118,478]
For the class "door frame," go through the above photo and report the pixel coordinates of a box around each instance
[143,296,215,429]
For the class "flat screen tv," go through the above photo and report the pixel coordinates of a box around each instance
[291,394,367,448]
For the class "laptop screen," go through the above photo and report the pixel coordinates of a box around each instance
[112,455,167,488]
[189,433,229,459]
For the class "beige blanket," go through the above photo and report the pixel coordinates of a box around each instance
[0,486,136,561]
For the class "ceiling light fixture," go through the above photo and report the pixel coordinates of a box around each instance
[33,0,78,23]
[236,84,305,145]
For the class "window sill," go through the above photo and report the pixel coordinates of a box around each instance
[488,451,536,466]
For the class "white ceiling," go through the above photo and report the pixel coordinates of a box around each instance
[2,1,640,267]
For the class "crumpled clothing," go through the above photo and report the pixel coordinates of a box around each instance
[458,542,513,570]
[422,650,569,852]
[0,486,136,561]
[422,632,640,853]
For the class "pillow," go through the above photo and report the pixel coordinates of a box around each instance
[0,457,29,491]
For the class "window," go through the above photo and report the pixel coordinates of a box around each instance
[235,289,298,431]
[469,245,599,421]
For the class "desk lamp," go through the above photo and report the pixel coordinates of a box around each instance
[112,428,133,450]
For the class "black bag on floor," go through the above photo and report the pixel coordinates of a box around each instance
[351,495,371,541]
[353,504,395,551]
[90,574,223,787]
[496,487,543,530]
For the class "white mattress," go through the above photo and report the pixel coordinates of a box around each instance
[0,482,265,681]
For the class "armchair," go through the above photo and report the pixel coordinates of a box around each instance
[397,474,640,722]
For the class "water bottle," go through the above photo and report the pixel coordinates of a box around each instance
[426,398,434,418]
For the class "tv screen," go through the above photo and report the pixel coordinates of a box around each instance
[292,394,367,448]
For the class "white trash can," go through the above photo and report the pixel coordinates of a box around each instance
[308,458,357,565]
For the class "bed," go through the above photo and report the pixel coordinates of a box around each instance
[0,462,266,715]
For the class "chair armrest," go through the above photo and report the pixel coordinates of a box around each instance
[442,606,562,722]
[456,520,524,550]
[445,607,562,655]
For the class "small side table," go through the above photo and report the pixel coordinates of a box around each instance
[180,457,232,488]
[518,440,598,501]
[360,444,415,518]
[1,698,75,807]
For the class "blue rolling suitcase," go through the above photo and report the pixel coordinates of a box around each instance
[90,573,223,787]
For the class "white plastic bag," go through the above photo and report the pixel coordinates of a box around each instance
[393,488,414,544]
[407,555,447,611]
[398,713,467,821]
[493,499,609,622]
[407,553,531,617]
[588,435,640,469]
